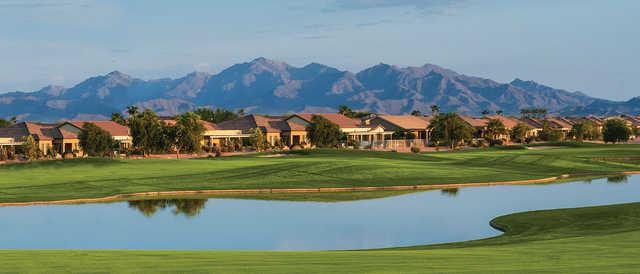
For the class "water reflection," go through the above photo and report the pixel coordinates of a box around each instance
[607,175,629,184]
[128,199,207,217]
[441,188,459,196]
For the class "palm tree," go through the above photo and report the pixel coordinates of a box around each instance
[111,113,126,125]
[430,105,440,116]
[126,105,139,117]
[496,110,504,116]
[481,110,491,116]
[338,105,354,117]
[411,110,422,116]
[485,119,508,140]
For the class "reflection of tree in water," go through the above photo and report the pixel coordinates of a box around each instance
[441,188,459,197]
[128,199,207,217]
[607,175,629,184]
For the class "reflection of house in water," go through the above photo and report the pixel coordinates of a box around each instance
[128,199,207,217]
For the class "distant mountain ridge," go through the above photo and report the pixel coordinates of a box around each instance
[0,57,633,122]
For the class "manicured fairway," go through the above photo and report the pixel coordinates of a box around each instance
[1,144,639,203]
[3,202,640,273]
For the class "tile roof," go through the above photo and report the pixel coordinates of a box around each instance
[460,116,489,128]
[23,122,56,141]
[161,119,219,130]
[520,118,544,129]
[293,113,361,128]
[217,115,285,133]
[63,121,130,137]
[0,125,28,140]
[546,117,573,129]
[376,115,431,130]
[484,115,520,129]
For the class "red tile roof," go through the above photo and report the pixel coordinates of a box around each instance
[460,116,489,128]
[293,113,361,128]
[217,115,285,133]
[376,115,431,130]
[23,122,56,141]
[65,121,130,137]
[484,115,520,129]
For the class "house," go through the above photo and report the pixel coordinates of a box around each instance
[54,121,132,155]
[286,113,392,146]
[216,115,284,147]
[483,115,524,141]
[460,116,489,139]
[545,117,573,134]
[366,115,431,141]
[0,122,56,155]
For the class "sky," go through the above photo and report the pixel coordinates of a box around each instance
[0,0,638,101]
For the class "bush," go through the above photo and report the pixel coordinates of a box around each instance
[488,139,504,147]
[346,139,359,148]
[410,146,421,153]
[497,144,527,150]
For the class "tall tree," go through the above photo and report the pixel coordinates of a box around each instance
[111,113,126,125]
[129,109,166,156]
[496,110,504,116]
[248,127,268,152]
[428,113,474,149]
[430,105,440,116]
[79,123,114,157]
[194,107,239,123]
[539,120,563,142]
[307,115,342,148]
[0,119,10,128]
[126,105,139,117]
[570,121,600,141]
[338,105,353,117]
[602,119,632,144]
[411,110,422,116]
[169,112,206,158]
[511,123,531,143]
[485,119,508,140]
[21,135,39,160]
[481,110,491,116]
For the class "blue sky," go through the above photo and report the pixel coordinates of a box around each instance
[0,0,638,100]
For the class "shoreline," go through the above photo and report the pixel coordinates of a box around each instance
[2,171,639,207]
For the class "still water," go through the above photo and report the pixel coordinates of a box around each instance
[0,175,638,250]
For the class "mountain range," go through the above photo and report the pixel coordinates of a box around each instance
[1,57,637,122]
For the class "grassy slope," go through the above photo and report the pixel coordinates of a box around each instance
[3,202,640,273]
[1,144,639,203]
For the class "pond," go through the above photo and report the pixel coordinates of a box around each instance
[0,175,638,251]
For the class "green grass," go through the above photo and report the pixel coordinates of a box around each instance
[1,144,640,203]
[3,202,640,273]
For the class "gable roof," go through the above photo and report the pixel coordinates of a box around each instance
[0,124,29,140]
[460,116,489,128]
[292,113,361,128]
[69,121,130,137]
[217,115,286,133]
[546,117,573,129]
[375,115,431,130]
[520,117,544,129]
[162,119,218,131]
[484,115,520,129]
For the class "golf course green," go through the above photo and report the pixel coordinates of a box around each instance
[0,143,639,204]
[2,202,639,273]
